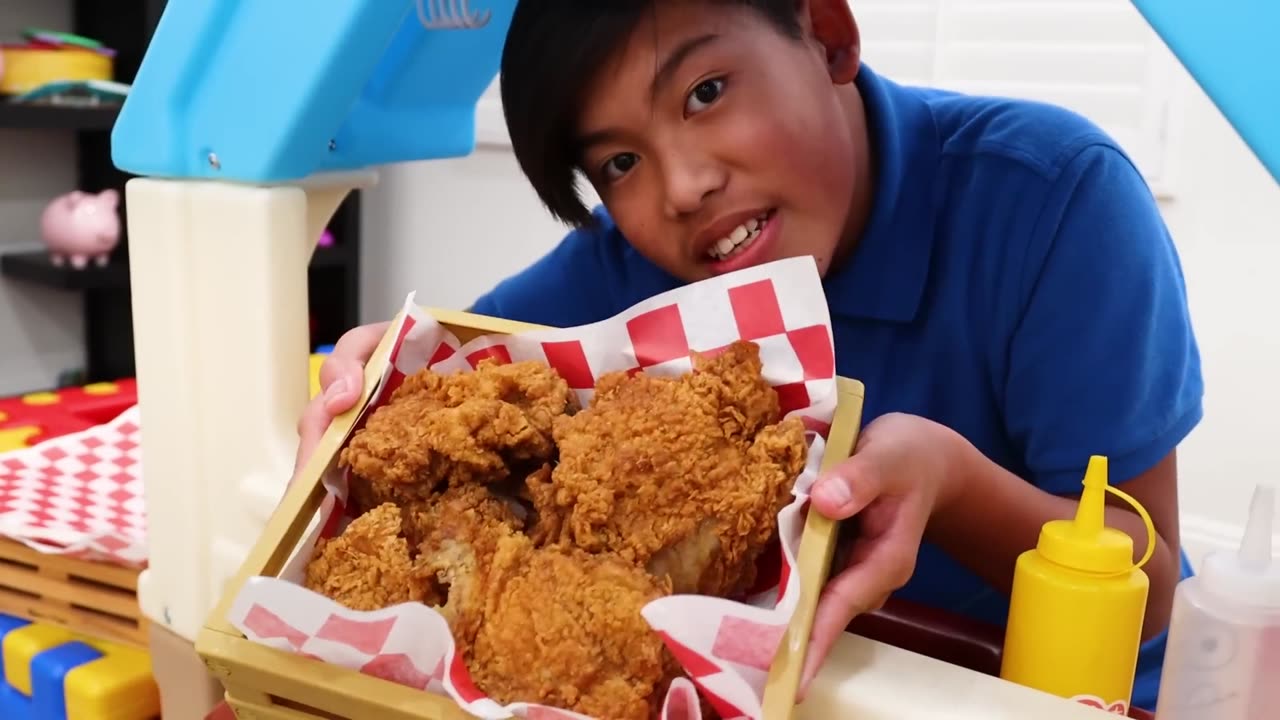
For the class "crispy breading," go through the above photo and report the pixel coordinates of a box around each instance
[531,341,809,597]
[304,342,810,719]
[338,359,578,496]
[302,503,435,611]
[467,532,677,720]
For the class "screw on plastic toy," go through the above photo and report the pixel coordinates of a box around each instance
[416,0,491,30]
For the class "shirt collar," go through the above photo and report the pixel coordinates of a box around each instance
[823,64,942,324]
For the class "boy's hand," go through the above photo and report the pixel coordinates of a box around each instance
[797,412,968,696]
[293,321,390,476]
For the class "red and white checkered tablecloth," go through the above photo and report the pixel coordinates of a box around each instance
[231,257,840,720]
[0,405,145,567]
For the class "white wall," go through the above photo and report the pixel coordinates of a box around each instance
[1156,77,1280,564]
[0,0,86,395]
[359,9,1280,565]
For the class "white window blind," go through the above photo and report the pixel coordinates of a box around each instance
[854,0,1179,195]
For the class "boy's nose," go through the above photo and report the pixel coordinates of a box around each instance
[661,153,727,218]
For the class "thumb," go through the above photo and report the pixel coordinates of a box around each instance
[317,356,365,415]
[810,455,883,520]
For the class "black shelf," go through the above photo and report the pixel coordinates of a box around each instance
[1,243,354,290]
[310,243,357,268]
[0,250,129,290]
[0,102,121,131]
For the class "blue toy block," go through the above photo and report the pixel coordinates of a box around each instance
[0,614,33,636]
[111,0,518,183]
[1130,0,1280,186]
[0,681,31,719]
[31,642,104,720]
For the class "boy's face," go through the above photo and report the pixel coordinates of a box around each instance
[575,1,867,283]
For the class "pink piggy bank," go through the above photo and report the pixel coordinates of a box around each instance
[40,189,122,269]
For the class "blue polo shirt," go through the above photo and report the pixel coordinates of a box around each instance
[470,64,1202,710]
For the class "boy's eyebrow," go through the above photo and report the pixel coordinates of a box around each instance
[651,32,720,96]
[578,33,721,152]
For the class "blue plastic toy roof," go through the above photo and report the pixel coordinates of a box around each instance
[111,0,517,182]
[1130,1,1280,186]
[112,1,1279,191]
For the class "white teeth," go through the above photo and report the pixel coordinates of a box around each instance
[707,212,771,261]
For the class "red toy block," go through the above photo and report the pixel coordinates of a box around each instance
[0,379,138,451]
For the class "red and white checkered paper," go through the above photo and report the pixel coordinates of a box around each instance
[229,257,838,720]
[0,406,146,567]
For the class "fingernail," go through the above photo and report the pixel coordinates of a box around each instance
[816,478,852,509]
[323,377,350,402]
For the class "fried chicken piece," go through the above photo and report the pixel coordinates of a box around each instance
[532,341,809,597]
[468,532,676,720]
[396,357,580,440]
[302,503,435,611]
[338,359,578,498]
[409,482,531,654]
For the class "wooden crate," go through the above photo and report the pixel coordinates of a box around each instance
[195,308,865,720]
[0,537,147,647]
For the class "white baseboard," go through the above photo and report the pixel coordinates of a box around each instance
[1179,514,1277,569]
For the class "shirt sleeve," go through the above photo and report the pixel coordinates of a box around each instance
[1003,142,1204,494]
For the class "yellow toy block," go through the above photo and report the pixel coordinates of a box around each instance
[309,353,326,399]
[65,644,161,720]
[4,623,76,695]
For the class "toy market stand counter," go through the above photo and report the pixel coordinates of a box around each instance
[195,629,1145,719]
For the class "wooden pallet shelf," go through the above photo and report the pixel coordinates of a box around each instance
[0,538,147,647]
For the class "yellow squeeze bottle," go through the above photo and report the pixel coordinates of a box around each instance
[1000,455,1157,715]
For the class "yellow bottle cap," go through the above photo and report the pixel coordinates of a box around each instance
[1037,456,1157,575]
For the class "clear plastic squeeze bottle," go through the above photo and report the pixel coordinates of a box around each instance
[1155,483,1279,719]
[1000,455,1157,716]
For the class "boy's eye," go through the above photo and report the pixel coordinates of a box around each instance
[602,153,638,181]
[685,78,725,115]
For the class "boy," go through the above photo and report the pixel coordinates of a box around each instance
[297,0,1202,711]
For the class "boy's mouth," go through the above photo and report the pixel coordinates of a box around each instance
[703,209,776,262]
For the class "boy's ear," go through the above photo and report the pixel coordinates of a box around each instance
[800,0,861,84]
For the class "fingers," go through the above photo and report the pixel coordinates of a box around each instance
[810,455,882,520]
[797,524,920,698]
[293,396,332,477]
[797,584,892,701]
[320,321,389,414]
[292,321,390,477]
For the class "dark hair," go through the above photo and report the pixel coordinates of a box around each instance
[499,0,804,227]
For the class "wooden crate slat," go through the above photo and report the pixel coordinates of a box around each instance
[0,538,147,647]
[0,560,140,619]
[0,538,140,591]
[0,585,147,647]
